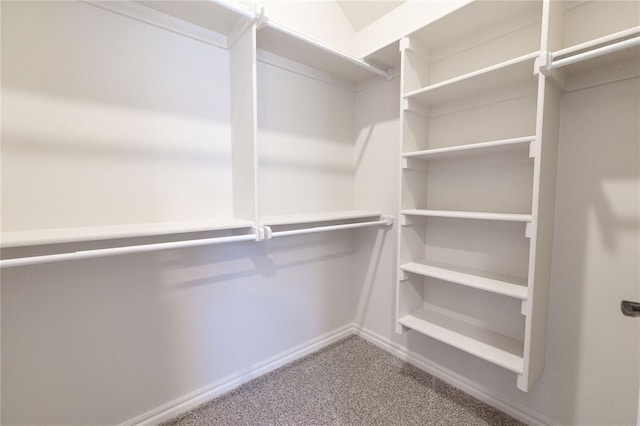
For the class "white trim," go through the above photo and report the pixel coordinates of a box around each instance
[121,323,555,426]
[353,325,555,426]
[83,1,228,49]
[120,324,355,426]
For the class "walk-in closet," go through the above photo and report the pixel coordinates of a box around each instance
[1,1,639,424]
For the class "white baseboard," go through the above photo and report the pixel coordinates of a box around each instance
[122,323,554,426]
[353,325,555,426]
[120,324,355,426]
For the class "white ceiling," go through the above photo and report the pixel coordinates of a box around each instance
[336,1,406,31]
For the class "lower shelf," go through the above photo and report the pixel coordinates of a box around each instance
[400,260,528,300]
[402,209,532,223]
[399,306,524,374]
[0,218,255,248]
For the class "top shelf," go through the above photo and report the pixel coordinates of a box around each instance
[133,0,252,37]
[409,1,542,50]
[404,53,539,106]
[136,0,390,84]
[1,218,255,248]
[257,23,390,84]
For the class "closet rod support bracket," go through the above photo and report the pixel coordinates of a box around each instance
[382,215,394,226]
[535,51,552,77]
[252,5,268,31]
[261,225,273,240]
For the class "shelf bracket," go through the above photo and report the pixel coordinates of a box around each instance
[227,4,266,48]
[261,225,273,241]
[399,36,429,56]
[525,222,534,239]
[400,215,413,226]
[529,139,538,159]
[402,157,429,172]
[398,269,410,281]
[251,225,265,241]
[399,36,411,52]
[535,51,552,77]
[521,300,529,316]
[402,98,430,118]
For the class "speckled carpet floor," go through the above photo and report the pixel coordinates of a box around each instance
[163,335,523,426]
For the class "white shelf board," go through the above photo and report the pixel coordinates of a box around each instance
[410,1,542,50]
[400,260,528,300]
[399,306,525,374]
[257,24,390,83]
[133,0,390,83]
[1,218,255,248]
[403,136,535,161]
[401,209,532,223]
[362,40,400,70]
[404,53,539,106]
[260,211,381,227]
[134,0,252,37]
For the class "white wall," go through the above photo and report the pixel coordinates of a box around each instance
[257,61,355,217]
[1,1,234,231]
[356,0,471,58]
[258,0,357,55]
[352,61,640,425]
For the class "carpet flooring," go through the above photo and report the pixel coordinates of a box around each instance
[163,336,524,426]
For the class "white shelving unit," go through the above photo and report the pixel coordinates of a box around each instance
[396,0,639,393]
[396,0,556,392]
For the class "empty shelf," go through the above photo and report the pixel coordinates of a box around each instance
[400,261,528,300]
[259,211,381,227]
[403,136,534,161]
[402,210,532,223]
[134,0,252,37]
[1,218,255,248]
[257,24,390,83]
[399,306,524,373]
[404,53,539,106]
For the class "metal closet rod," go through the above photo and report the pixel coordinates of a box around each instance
[265,216,394,238]
[0,233,259,268]
[551,36,640,70]
[0,217,393,268]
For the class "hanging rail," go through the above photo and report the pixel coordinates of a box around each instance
[551,36,640,70]
[263,216,393,239]
[0,231,259,268]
